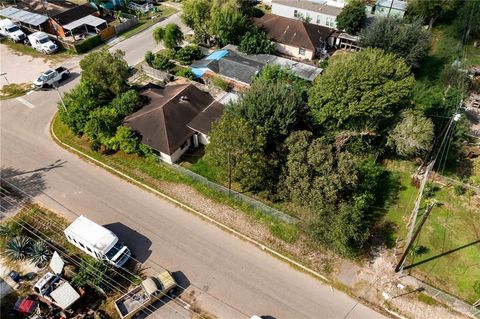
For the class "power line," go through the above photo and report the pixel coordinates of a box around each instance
[0,177,250,318]
[0,193,195,319]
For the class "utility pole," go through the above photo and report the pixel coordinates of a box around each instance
[395,200,436,272]
[53,83,67,114]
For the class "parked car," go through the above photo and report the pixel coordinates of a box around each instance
[28,32,58,54]
[64,215,131,268]
[0,19,26,42]
[115,270,177,319]
[33,67,70,88]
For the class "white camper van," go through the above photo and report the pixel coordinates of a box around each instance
[28,32,58,54]
[64,216,131,268]
[0,19,26,42]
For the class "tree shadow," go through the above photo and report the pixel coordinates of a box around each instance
[103,222,152,263]
[0,163,65,213]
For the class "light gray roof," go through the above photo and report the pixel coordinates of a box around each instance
[272,0,342,17]
[0,7,48,26]
[62,14,105,30]
[49,282,80,309]
[223,45,323,82]
[376,0,406,11]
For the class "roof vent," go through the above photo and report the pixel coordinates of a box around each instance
[180,95,190,102]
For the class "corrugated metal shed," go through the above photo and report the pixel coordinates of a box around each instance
[49,282,80,309]
[0,7,48,26]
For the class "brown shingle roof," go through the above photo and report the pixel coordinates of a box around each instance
[187,101,224,135]
[254,14,335,51]
[123,84,223,155]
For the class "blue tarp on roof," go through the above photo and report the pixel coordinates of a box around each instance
[205,50,228,60]
[191,67,208,78]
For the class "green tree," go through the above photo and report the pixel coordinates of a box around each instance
[181,0,213,45]
[151,54,175,71]
[79,49,129,97]
[335,0,366,34]
[58,82,100,135]
[209,4,248,46]
[84,107,120,151]
[308,48,414,133]
[231,79,307,150]
[175,45,203,65]
[109,90,141,117]
[72,259,114,290]
[204,112,267,191]
[239,28,275,54]
[145,50,154,66]
[153,23,184,50]
[176,68,196,80]
[406,0,461,28]
[387,110,434,158]
[359,17,430,69]
[107,126,139,154]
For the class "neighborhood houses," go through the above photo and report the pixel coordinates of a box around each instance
[1,1,479,319]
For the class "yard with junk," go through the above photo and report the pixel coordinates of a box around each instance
[0,204,143,319]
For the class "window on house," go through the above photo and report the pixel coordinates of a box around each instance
[326,17,335,27]
[316,15,321,24]
[79,242,85,249]
[299,48,306,56]
[294,9,298,17]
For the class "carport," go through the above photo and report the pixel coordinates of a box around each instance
[62,15,106,41]
[0,7,48,32]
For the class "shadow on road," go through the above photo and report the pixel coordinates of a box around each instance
[171,271,190,296]
[104,222,152,263]
[0,164,60,213]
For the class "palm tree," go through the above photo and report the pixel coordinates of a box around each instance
[5,236,32,260]
[28,240,52,265]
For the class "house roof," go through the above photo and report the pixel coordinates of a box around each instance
[62,14,106,30]
[187,101,224,135]
[52,4,97,26]
[272,0,343,17]
[191,50,263,85]
[0,7,48,26]
[49,282,80,310]
[254,14,335,51]
[124,84,224,155]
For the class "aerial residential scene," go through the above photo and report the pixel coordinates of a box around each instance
[0,0,479,318]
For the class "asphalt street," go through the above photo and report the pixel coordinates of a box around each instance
[0,14,388,319]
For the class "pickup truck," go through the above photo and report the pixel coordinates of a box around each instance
[33,67,70,88]
[115,270,177,319]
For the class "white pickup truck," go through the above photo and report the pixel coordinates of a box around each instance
[33,67,70,88]
[115,271,177,319]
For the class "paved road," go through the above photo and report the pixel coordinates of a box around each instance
[0,16,388,319]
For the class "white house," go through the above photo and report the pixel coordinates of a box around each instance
[124,84,224,164]
[374,0,407,18]
[271,0,345,29]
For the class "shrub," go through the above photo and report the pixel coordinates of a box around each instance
[72,259,114,290]
[176,68,196,80]
[5,236,32,260]
[109,90,141,117]
[211,75,228,91]
[151,54,174,71]
[453,184,465,195]
[145,50,154,66]
[424,183,439,198]
[28,240,52,264]
[74,35,102,53]
[175,45,203,65]
[111,126,139,154]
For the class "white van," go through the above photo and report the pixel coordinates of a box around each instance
[28,32,57,54]
[0,19,26,42]
[64,215,131,268]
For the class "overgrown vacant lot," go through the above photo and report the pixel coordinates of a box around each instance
[384,160,480,303]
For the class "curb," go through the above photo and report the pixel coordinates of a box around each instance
[50,117,330,284]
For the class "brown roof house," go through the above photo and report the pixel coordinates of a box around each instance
[254,13,335,60]
[124,84,224,164]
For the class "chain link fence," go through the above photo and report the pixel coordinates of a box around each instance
[169,164,298,225]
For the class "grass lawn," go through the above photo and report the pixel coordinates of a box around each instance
[383,161,480,303]
[119,6,177,39]
[0,83,32,100]
[405,185,480,304]
[465,44,480,66]
[1,39,76,63]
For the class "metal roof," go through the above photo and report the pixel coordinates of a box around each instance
[49,282,80,309]
[62,14,105,31]
[376,0,406,11]
[0,7,48,27]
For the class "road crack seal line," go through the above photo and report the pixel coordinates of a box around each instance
[49,116,330,284]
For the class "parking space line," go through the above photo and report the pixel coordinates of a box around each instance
[16,97,35,109]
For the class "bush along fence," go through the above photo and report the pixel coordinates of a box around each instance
[169,163,299,225]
